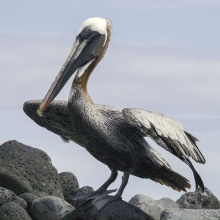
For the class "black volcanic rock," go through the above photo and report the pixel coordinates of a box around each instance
[62,199,154,220]
[59,171,94,207]
[0,202,31,220]
[19,192,40,212]
[0,140,63,198]
[129,194,180,219]
[30,196,75,220]
[0,140,219,220]
[177,187,220,209]
[59,172,79,199]
[161,188,220,219]
[161,209,220,220]
[0,187,27,209]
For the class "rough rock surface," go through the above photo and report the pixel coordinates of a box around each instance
[30,196,75,220]
[0,187,27,209]
[73,186,94,196]
[1,140,220,220]
[66,186,94,207]
[177,187,220,209]
[59,172,79,200]
[129,194,179,220]
[19,192,40,211]
[62,198,154,220]
[0,140,63,198]
[129,194,162,219]
[156,197,180,210]
[161,208,220,220]
[0,202,31,220]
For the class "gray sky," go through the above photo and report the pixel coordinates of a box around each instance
[0,1,220,201]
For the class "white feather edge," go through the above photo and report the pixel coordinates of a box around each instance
[78,17,108,45]
[122,108,204,163]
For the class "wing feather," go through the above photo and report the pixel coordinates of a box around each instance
[23,100,78,144]
[122,108,205,164]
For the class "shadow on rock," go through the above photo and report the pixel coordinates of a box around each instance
[62,198,154,220]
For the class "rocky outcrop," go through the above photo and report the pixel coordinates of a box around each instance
[129,194,179,220]
[129,189,220,220]
[0,140,63,198]
[161,209,220,220]
[0,202,31,220]
[30,196,75,220]
[59,171,94,207]
[62,198,154,220]
[159,188,220,220]
[161,188,220,220]
[156,197,180,209]
[0,187,27,209]
[59,172,79,199]
[0,140,219,220]
[177,187,220,209]
[19,193,40,211]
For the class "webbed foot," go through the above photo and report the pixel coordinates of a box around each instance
[69,189,121,211]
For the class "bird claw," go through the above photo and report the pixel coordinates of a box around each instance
[71,189,117,201]
[69,189,120,211]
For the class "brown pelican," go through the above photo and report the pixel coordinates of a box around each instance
[24,17,205,204]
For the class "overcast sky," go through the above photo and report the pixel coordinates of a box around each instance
[0,1,220,201]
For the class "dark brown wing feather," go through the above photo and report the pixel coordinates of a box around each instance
[23,100,78,143]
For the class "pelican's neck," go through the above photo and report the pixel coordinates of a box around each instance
[72,21,112,97]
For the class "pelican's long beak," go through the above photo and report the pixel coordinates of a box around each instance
[37,31,105,117]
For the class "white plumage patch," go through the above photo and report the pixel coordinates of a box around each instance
[76,59,95,78]
[78,17,107,36]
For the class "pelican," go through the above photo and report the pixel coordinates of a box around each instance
[24,18,205,204]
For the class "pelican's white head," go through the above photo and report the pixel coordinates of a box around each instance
[79,17,107,35]
[78,17,110,45]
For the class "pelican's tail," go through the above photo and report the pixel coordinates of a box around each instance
[151,167,191,192]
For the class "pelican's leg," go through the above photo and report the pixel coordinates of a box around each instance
[115,172,130,198]
[95,168,118,193]
[70,168,118,204]
[88,172,130,211]
[86,172,130,211]
[71,172,130,211]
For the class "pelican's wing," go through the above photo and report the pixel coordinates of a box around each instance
[23,100,77,143]
[122,108,205,164]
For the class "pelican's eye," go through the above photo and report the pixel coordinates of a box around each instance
[83,26,91,32]
[79,26,93,41]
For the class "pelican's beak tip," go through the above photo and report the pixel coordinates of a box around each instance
[37,108,43,117]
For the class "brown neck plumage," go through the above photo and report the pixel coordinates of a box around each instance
[73,21,112,96]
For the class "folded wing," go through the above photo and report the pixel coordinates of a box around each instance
[23,100,78,143]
